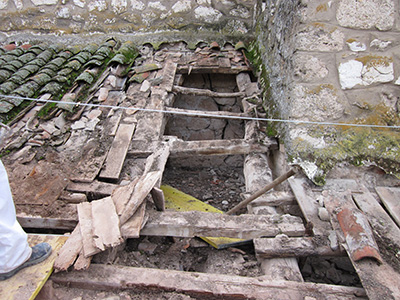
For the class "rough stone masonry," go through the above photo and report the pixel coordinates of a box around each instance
[1,0,400,183]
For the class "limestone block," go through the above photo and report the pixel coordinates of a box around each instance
[296,23,344,52]
[337,0,395,31]
[13,0,23,9]
[148,1,167,11]
[293,54,329,82]
[338,56,394,89]
[229,5,251,18]
[111,0,127,14]
[291,84,345,121]
[0,0,8,9]
[73,0,85,8]
[346,39,366,52]
[131,0,145,10]
[172,0,191,13]
[31,0,57,5]
[88,0,107,11]
[370,39,392,51]
[194,6,222,23]
[56,7,71,19]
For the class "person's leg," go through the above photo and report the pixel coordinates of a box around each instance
[0,160,32,274]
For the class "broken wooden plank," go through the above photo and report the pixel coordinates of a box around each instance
[73,249,92,271]
[99,123,136,180]
[120,201,147,238]
[120,171,162,224]
[52,264,367,300]
[69,139,108,183]
[67,181,118,197]
[254,236,344,259]
[172,85,245,98]
[17,216,77,231]
[59,191,87,203]
[289,178,332,236]
[91,197,123,249]
[111,178,139,216]
[150,187,165,211]
[77,202,99,257]
[375,186,400,228]
[353,183,400,247]
[125,210,305,239]
[53,225,83,272]
[247,191,297,207]
[160,60,177,92]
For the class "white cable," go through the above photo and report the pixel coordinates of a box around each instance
[1,94,400,129]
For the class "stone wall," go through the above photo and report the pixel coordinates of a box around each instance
[253,0,400,183]
[0,0,257,37]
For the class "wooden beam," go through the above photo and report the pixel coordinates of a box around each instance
[128,138,277,157]
[123,210,305,239]
[177,65,251,74]
[353,183,400,247]
[172,85,245,98]
[289,178,332,236]
[51,264,367,300]
[375,186,400,228]
[164,106,248,120]
[67,181,118,197]
[17,216,77,231]
[254,236,344,259]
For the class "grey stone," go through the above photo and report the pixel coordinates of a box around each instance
[337,0,395,31]
[318,207,330,221]
[326,267,341,284]
[194,6,222,23]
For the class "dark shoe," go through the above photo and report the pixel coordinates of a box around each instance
[0,242,52,281]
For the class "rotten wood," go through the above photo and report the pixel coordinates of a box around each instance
[53,225,82,272]
[172,85,245,98]
[375,186,400,228]
[17,216,77,231]
[77,202,99,257]
[91,197,123,249]
[324,190,400,300]
[177,65,251,74]
[254,236,344,259]
[246,191,297,207]
[67,181,118,197]
[128,138,277,157]
[288,178,332,236]
[127,210,305,239]
[119,171,162,224]
[150,187,165,211]
[353,183,400,247]
[73,249,92,271]
[164,106,248,120]
[52,264,367,300]
[120,201,147,238]
[226,168,297,215]
[160,60,177,92]
[100,123,136,180]
[111,178,139,215]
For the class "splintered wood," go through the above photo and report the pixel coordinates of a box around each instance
[54,171,161,272]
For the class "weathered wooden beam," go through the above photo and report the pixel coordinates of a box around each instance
[254,236,344,259]
[246,191,297,207]
[51,264,367,300]
[122,210,305,239]
[128,138,277,157]
[67,181,118,197]
[375,186,400,228]
[17,216,77,231]
[99,123,136,180]
[172,85,245,98]
[177,65,251,74]
[164,106,248,120]
[289,178,332,236]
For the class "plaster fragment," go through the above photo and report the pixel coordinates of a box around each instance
[346,41,366,52]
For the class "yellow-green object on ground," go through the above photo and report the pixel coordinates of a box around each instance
[161,184,250,249]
